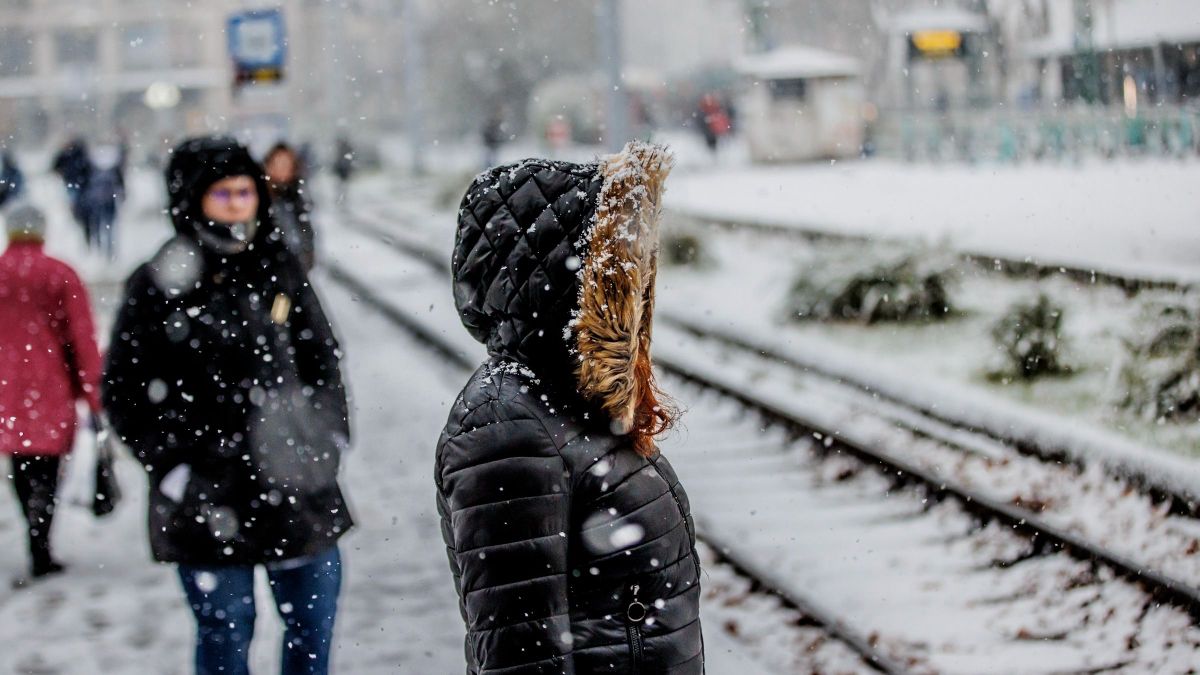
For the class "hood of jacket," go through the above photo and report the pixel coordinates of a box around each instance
[452,141,672,431]
[164,136,275,244]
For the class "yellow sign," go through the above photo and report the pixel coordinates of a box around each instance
[912,30,963,57]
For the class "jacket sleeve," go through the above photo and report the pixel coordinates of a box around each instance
[438,397,575,674]
[290,275,350,441]
[102,269,188,473]
[57,266,102,413]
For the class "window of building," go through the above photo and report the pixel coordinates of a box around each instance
[0,27,34,76]
[55,30,98,66]
[122,23,169,71]
[768,78,808,101]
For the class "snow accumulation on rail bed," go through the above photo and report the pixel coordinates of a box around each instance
[662,309,1200,504]
[665,159,1200,288]
[660,311,1200,507]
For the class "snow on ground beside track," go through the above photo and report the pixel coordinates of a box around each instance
[654,223,1200,458]
[0,279,471,673]
[319,213,862,673]
[655,326,1200,589]
[318,213,1200,673]
[658,378,1200,673]
[666,158,1200,285]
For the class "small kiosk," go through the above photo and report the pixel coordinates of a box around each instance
[735,46,865,162]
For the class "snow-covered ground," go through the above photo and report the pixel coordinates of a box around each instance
[651,224,1200,460]
[316,214,1200,673]
[0,170,807,673]
[666,159,1200,286]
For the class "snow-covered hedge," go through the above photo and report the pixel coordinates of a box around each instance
[1116,301,1200,422]
[661,231,708,268]
[989,294,1071,381]
[784,249,956,324]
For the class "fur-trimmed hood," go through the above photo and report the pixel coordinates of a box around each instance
[452,141,673,427]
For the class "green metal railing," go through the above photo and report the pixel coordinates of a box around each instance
[875,106,1200,163]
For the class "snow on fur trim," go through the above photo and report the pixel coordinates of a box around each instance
[573,141,673,445]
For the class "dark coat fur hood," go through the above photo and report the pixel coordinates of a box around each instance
[438,142,703,674]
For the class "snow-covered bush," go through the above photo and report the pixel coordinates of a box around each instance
[1116,301,1200,422]
[661,230,708,268]
[784,248,956,324]
[989,294,1071,381]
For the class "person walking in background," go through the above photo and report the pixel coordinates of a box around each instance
[331,136,355,207]
[51,137,91,237]
[103,137,353,675]
[481,107,505,169]
[697,93,732,157]
[0,204,102,583]
[0,150,25,208]
[264,142,317,272]
[79,142,125,260]
[436,142,704,673]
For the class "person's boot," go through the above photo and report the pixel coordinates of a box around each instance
[31,557,66,579]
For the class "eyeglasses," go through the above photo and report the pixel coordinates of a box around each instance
[208,187,256,203]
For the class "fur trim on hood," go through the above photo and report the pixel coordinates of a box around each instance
[572,141,673,433]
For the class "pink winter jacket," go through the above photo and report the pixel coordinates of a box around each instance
[0,241,101,455]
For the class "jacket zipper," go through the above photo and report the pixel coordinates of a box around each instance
[626,582,646,674]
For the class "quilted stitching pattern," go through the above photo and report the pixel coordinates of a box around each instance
[453,160,603,378]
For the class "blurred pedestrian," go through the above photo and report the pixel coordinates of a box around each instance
[437,142,704,672]
[79,143,125,260]
[0,203,102,582]
[264,142,316,272]
[103,136,353,675]
[51,137,91,234]
[697,93,731,157]
[0,150,25,208]
[481,108,505,169]
[331,136,355,207]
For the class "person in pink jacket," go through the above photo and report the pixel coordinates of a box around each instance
[0,204,102,579]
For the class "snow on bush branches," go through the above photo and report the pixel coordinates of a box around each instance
[989,294,1071,382]
[1116,300,1200,423]
[784,248,956,324]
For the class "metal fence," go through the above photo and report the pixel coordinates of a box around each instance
[873,105,1200,163]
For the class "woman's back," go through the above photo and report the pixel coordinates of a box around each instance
[437,142,703,673]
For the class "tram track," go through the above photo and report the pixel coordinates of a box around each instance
[324,260,900,674]
[329,212,1200,672]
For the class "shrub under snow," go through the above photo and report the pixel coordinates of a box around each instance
[784,248,956,324]
[989,294,1071,382]
[660,230,708,268]
[1116,301,1200,422]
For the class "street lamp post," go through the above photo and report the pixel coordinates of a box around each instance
[596,0,629,152]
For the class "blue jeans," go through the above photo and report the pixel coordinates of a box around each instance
[177,547,342,675]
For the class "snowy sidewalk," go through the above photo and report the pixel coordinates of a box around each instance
[666,159,1200,286]
[0,280,470,674]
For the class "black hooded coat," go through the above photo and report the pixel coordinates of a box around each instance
[436,143,703,674]
[103,137,352,565]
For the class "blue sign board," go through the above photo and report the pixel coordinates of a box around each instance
[228,9,286,83]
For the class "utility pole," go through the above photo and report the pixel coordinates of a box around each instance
[1072,0,1101,103]
[743,0,772,54]
[402,0,426,174]
[596,0,629,152]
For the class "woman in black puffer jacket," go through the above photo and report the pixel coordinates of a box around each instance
[437,142,703,674]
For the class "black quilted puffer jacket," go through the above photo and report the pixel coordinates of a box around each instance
[436,142,704,674]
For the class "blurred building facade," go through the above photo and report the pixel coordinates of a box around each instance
[0,0,232,149]
[0,0,405,155]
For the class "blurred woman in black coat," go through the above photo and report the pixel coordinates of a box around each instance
[103,136,351,675]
